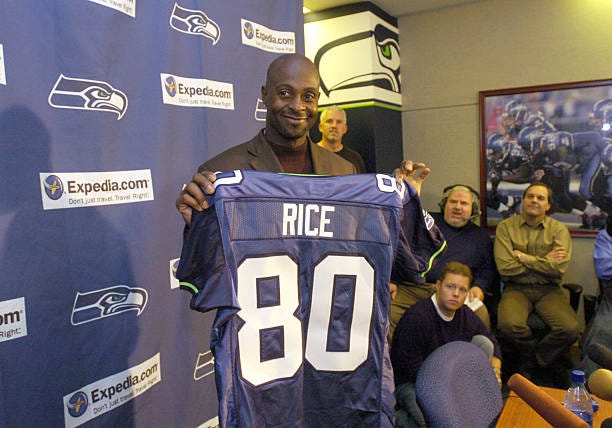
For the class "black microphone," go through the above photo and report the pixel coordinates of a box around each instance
[462,213,480,222]
[586,343,612,370]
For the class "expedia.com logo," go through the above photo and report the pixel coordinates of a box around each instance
[243,21,254,39]
[63,354,161,426]
[164,76,177,97]
[169,258,180,289]
[159,73,235,110]
[43,175,64,200]
[240,19,295,54]
[67,391,88,418]
[40,170,154,210]
[71,285,148,326]
[48,75,128,120]
[0,297,28,342]
[162,74,232,99]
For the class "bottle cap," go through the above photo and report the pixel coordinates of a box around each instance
[571,369,585,383]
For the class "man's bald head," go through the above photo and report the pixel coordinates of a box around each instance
[261,54,321,145]
[265,54,320,89]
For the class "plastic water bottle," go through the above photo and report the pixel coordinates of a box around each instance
[564,370,593,427]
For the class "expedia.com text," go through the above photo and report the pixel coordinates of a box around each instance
[91,362,159,403]
[178,83,232,99]
[67,178,150,196]
[0,309,21,326]
[255,29,294,46]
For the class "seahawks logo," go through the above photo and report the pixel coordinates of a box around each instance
[313,24,401,102]
[48,75,128,120]
[169,2,220,45]
[71,285,148,325]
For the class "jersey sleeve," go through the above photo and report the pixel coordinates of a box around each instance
[391,181,447,284]
[176,207,238,314]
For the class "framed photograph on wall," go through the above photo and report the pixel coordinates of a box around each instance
[479,79,612,237]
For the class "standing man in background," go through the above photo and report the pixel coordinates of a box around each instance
[494,182,580,386]
[316,105,367,173]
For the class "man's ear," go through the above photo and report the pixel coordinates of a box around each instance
[260,86,267,105]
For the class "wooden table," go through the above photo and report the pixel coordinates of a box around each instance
[496,386,611,427]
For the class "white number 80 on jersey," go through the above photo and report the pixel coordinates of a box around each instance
[237,254,375,386]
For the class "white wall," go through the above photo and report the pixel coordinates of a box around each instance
[398,0,612,302]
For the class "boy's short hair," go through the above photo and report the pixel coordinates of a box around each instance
[438,261,473,285]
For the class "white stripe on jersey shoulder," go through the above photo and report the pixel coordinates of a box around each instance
[375,173,406,198]
[213,170,244,188]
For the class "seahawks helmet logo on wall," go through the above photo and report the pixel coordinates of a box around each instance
[169,2,220,45]
[314,24,400,98]
[48,75,128,120]
[71,285,148,325]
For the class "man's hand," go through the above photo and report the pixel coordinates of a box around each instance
[493,366,502,387]
[468,286,485,302]
[393,160,430,196]
[389,282,398,301]
[175,170,217,226]
[513,249,527,264]
[492,357,502,387]
[533,169,545,181]
[546,246,568,260]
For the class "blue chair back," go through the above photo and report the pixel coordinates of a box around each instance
[416,341,503,428]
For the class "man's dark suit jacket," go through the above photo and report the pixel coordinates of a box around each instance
[198,130,357,175]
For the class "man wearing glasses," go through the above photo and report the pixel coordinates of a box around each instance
[390,261,502,428]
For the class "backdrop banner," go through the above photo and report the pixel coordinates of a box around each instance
[0,1,302,426]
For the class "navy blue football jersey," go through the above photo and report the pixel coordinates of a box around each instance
[178,170,445,428]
